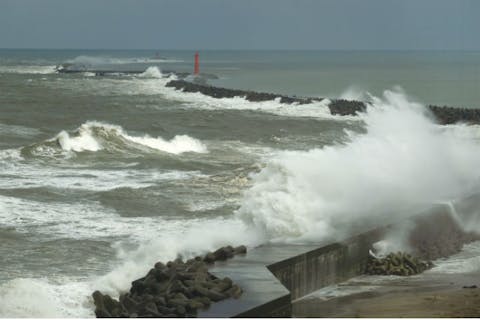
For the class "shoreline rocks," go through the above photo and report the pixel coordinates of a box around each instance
[92,245,247,318]
[365,252,433,276]
[165,79,480,124]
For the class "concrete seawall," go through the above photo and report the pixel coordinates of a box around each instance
[196,205,478,317]
[268,228,385,301]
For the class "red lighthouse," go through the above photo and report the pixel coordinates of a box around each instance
[194,51,199,75]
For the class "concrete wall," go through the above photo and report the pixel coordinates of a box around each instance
[267,228,385,300]
[200,207,475,317]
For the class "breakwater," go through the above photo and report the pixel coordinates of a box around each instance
[165,80,480,123]
[89,206,475,317]
[200,207,478,317]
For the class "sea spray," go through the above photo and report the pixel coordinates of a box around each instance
[236,88,480,243]
[56,127,102,152]
[338,85,369,102]
[93,218,262,296]
[0,278,93,318]
[138,66,163,79]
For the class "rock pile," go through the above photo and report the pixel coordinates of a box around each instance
[92,245,247,318]
[365,252,433,276]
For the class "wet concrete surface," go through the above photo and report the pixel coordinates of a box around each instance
[292,270,480,317]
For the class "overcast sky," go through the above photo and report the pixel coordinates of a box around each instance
[0,0,478,50]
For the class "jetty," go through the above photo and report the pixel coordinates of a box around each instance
[202,205,478,317]
[165,79,480,124]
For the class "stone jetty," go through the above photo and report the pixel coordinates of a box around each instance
[165,79,480,124]
[92,245,247,318]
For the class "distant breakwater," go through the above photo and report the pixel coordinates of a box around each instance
[165,80,480,124]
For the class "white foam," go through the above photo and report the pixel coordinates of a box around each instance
[55,128,102,152]
[158,83,346,120]
[236,89,480,243]
[300,282,381,302]
[0,277,94,318]
[0,65,56,74]
[0,162,198,191]
[429,241,480,274]
[125,134,207,154]
[0,192,200,241]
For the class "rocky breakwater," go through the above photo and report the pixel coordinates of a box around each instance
[428,105,480,125]
[165,80,366,116]
[92,245,247,318]
[165,80,480,123]
[165,79,320,105]
[367,210,480,277]
[366,252,433,276]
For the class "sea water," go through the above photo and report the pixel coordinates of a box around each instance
[0,49,479,317]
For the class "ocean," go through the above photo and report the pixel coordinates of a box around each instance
[1,49,480,317]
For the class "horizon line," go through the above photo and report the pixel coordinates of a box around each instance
[1,47,480,52]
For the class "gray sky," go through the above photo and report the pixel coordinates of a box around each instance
[0,0,478,50]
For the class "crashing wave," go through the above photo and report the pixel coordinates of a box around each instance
[236,89,480,242]
[23,121,207,157]
[138,66,163,79]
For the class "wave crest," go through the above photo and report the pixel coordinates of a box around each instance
[138,66,163,79]
[23,121,207,157]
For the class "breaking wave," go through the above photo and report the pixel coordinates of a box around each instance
[0,278,93,317]
[138,66,163,79]
[66,56,183,66]
[0,65,57,74]
[23,121,207,157]
[236,89,480,242]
